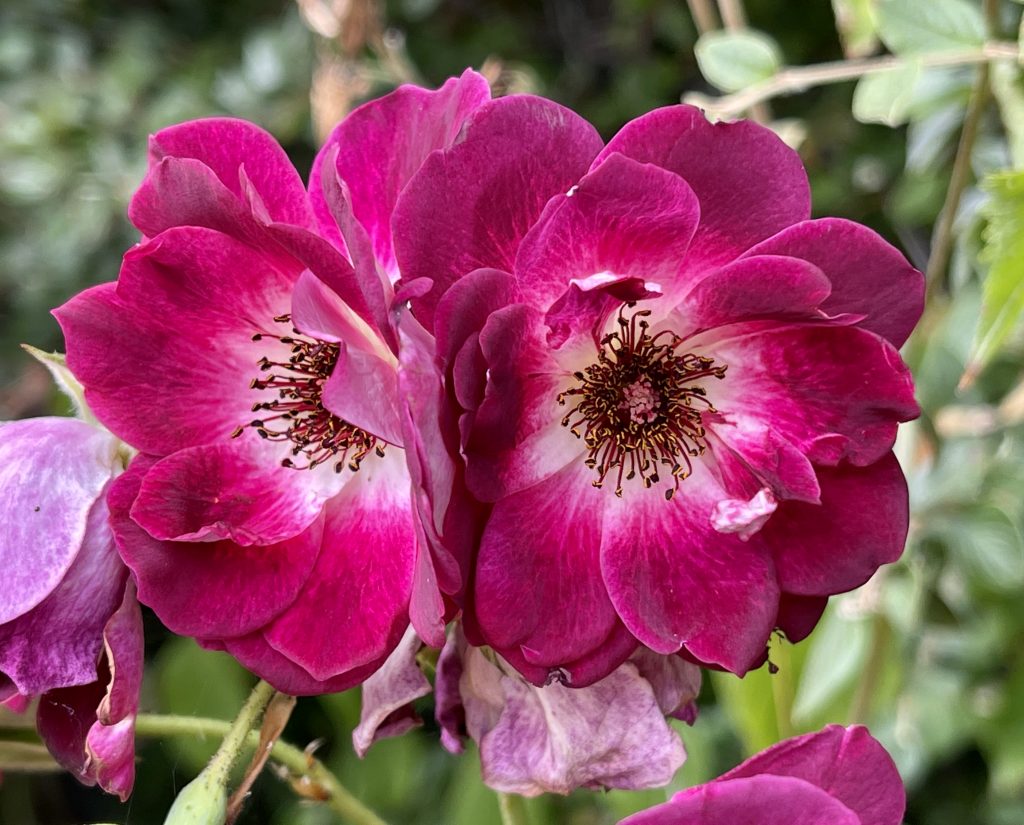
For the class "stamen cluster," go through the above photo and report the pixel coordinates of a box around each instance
[558,306,726,499]
[234,315,384,472]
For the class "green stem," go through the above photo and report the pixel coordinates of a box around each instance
[769,638,796,740]
[207,680,276,788]
[497,792,529,825]
[134,713,389,825]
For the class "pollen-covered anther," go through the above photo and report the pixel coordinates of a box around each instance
[557,304,726,499]
[234,314,384,472]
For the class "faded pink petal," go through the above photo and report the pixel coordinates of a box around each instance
[393,94,603,330]
[0,418,119,624]
[352,627,431,757]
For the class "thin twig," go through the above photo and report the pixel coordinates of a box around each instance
[685,41,1019,119]
[716,0,748,29]
[133,713,390,825]
[686,0,719,34]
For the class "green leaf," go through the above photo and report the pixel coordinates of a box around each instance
[694,30,782,93]
[711,666,779,755]
[991,62,1024,170]
[944,506,1024,590]
[20,345,97,426]
[852,61,922,125]
[963,171,1024,384]
[831,0,879,58]
[875,0,985,54]
[792,606,871,725]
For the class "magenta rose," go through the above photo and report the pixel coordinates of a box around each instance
[55,70,492,693]
[410,95,922,683]
[620,724,905,825]
[0,416,141,799]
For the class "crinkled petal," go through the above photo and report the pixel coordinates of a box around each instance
[466,649,685,796]
[763,454,909,596]
[622,775,860,825]
[0,490,125,695]
[600,464,778,674]
[352,626,431,757]
[393,94,603,330]
[109,455,323,639]
[596,105,810,272]
[0,417,119,624]
[262,451,416,680]
[311,68,491,272]
[130,440,344,545]
[473,461,618,677]
[435,628,468,754]
[721,724,906,825]
[703,323,919,468]
[629,648,702,720]
[145,117,314,229]
[55,227,300,455]
[745,218,924,348]
[513,152,699,313]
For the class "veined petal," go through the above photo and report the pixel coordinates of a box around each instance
[311,68,491,272]
[513,153,700,313]
[109,455,323,639]
[0,417,119,624]
[597,105,810,272]
[473,461,618,675]
[745,218,924,348]
[262,450,416,680]
[393,94,603,330]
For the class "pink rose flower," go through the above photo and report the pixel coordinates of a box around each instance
[353,625,700,796]
[414,95,922,683]
[55,72,492,693]
[620,725,905,825]
[0,417,141,800]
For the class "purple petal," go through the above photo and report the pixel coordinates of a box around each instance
[0,418,119,624]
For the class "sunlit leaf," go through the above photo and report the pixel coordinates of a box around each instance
[852,61,921,125]
[694,30,782,93]
[875,0,985,54]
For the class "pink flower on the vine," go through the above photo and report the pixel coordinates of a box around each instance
[353,625,700,796]
[0,416,141,800]
[413,97,922,683]
[56,70,491,693]
[620,725,905,825]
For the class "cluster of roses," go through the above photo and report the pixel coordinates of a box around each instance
[0,70,922,823]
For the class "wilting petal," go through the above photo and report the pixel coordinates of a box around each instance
[763,455,908,596]
[473,461,619,675]
[55,228,300,455]
[311,68,491,272]
[623,775,860,825]
[745,218,924,348]
[352,627,431,757]
[0,491,125,695]
[262,451,416,680]
[596,105,810,272]
[145,117,314,229]
[393,94,603,329]
[629,648,702,721]
[720,725,906,825]
[703,323,919,468]
[513,152,699,313]
[464,647,685,796]
[600,465,778,674]
[435,629,468,754]
[0,417,119,624]
[130,440,344,545]
[109,456,323,639]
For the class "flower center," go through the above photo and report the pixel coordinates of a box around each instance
[232,314,384,472]
[557,306,726,500]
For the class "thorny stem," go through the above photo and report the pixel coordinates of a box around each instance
[498,791,530,825]
[203,680,276,792]
[132,713,390,825]
[685,41,1019,119]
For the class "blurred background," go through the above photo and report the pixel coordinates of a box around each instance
[2,0,1024,823]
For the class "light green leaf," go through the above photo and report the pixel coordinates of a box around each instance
[991,61,1024,170]
[792,606,871,724]
[20,344,96,425]
[944,506,1024,590]
[962,171,1024,385]
[875,0,985,55]
[852,61,921,125]
[711,666,779,755]
[694,30,782,93]
[831,0,879,58]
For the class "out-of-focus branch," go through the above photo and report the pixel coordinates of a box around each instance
[686,0,719,35]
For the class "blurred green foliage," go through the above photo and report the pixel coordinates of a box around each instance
[3,0,1024,823]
